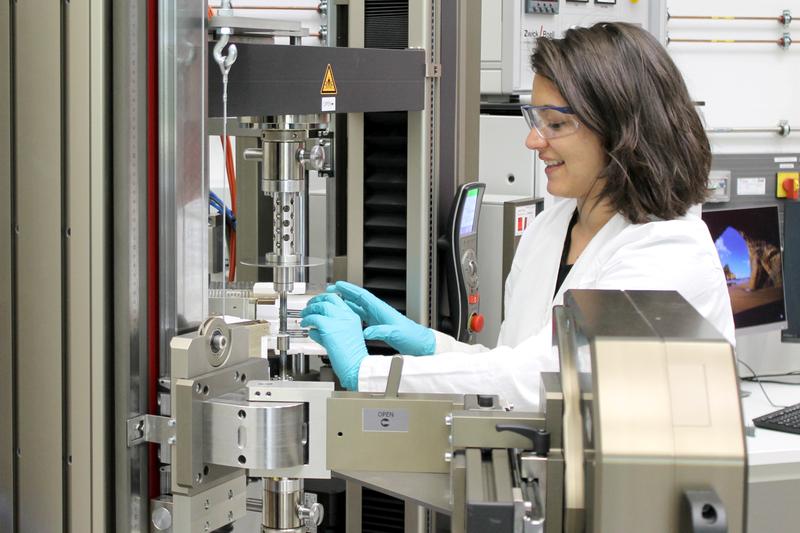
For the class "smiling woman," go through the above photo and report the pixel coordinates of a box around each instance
[303,22,735,412]
[529,22,711,224]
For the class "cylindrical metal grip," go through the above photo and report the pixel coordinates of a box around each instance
[262,478,302,532]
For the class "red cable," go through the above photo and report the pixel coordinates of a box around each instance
[220,135,238,281]
[146,0,160,501]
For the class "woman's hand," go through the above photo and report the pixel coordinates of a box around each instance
[300,293,368,390]
[325,281,436,356]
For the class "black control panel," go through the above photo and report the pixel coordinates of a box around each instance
[441,182,486,342]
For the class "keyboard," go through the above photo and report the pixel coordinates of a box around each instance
[753,403,800,435]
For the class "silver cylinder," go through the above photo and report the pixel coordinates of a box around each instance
[262,478,303,532]
[262,140,304,187]
[273,192,297,259]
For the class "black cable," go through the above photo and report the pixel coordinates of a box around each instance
[737,359,790,409]
[741,378,800,386]
[741,370,800,380]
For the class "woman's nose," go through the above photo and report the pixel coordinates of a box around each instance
[525,128,548,151]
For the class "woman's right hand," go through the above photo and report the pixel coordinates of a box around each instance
[322,281,436,356]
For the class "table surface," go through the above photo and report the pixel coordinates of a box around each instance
[740,380,800,467]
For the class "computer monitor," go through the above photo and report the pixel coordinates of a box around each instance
[702,205,787,333]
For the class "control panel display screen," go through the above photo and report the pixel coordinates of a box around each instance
[459,188,479,236]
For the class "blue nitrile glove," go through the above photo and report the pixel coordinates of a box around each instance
[300,293,368,390]
[326,280,436,356]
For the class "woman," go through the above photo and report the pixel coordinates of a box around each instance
[301,22,734,411]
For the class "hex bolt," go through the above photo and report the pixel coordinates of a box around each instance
[444,414,453,426]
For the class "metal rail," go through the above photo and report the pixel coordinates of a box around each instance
[668,33,792,49]
[668,9,792,26]
[705,121,791,137]
[209,3,325,12]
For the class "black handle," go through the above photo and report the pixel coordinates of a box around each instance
[495,425,551,457]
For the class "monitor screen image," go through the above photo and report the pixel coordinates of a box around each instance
[702,206,786,330]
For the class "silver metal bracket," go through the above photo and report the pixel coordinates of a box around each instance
[127,414,176,448]
[426,63,442,78]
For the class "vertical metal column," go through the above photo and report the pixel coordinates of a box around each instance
[430,0,480,326]
[88,0,112,524]
[15,0,65,531]
[346,0,366,285]
[114,0,150,530]
[65,0,111,531]
[0,0,14,529]
[65,1,93,522]
[407,0,436,325]
[159,0,209,371]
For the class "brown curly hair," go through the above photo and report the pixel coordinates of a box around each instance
[531,22,710,223]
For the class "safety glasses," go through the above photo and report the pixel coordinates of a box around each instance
[521,104,581,139]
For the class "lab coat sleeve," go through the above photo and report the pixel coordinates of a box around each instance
[357,328,558,412]
[432,330,491,354]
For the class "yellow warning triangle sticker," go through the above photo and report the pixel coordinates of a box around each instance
[320,64,338,95]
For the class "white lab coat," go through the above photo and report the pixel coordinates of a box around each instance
[357,198,735,411]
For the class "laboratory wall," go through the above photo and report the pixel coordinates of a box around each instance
[666,0,800,374]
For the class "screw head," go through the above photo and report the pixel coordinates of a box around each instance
[152,506,173,531]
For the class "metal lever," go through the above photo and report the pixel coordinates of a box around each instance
[384,356,404,398]
[243,147,263,160]
[496,425,551,457]
[298,502,324,527]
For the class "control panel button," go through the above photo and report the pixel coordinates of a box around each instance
[469,313,485,333]
[468,293,479,305]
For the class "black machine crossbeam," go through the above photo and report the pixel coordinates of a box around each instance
[208,43,426,117]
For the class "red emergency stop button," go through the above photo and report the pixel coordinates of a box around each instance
[784,178,799,200]
[469,313,484,333]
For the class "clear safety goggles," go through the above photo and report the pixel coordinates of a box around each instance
[521,104,581,139]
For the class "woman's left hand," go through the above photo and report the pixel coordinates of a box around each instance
[300,293,368,390]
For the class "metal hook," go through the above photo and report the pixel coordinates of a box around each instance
[213,33,238,78]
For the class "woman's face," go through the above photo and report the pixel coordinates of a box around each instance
[525,74,607,200]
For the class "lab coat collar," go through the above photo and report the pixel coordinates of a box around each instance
[552,208,629,305]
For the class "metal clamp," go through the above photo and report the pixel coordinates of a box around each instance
[127,414,176,447]
[426,63,442,78]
